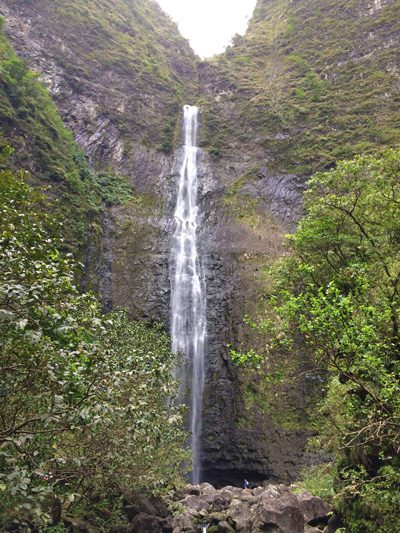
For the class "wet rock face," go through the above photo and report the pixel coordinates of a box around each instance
[242,169,306,231]
[201,415,315,488]
[197,150,315,486]
[172,483,332,533]
[192,103,313,488]
[108,165,173,323]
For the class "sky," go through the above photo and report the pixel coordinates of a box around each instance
[156,0,257,58]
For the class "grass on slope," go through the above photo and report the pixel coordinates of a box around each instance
[13,0,198,154]
[201,0,400,175]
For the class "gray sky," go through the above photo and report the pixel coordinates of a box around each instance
[157,0,257,58]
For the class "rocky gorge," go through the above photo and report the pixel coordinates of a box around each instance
[0,0,322,486]
[0,0,399,530]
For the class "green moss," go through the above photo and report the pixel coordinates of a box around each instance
[242,360,311,431]
[224,171,260,223]
[202,0,400,175]
[11,0,198,155]
[0,22,97,251]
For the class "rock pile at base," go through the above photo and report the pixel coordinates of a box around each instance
[171,483,332,533]
[61,483,334,532]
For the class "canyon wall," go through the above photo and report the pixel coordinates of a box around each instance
[1,0,399,485]
[198,0,400,483]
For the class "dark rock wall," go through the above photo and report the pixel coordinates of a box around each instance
[198,161,312,485]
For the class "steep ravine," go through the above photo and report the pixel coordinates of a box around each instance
[0,0,332,487]
[2,0,399,490]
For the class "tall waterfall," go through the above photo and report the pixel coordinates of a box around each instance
[171,105,207,484]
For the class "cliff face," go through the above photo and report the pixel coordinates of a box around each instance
[197,0,400,484]
[2,0,400,486]
[0,0,198,320]
[0,18,104,255]
[0,0,197,176]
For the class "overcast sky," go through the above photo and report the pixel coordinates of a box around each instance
[157,0,257,58]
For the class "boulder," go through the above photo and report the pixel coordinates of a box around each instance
[199,482,217,495]
[171,513,196,532]
[203,494,221,505]
[209,494,232,512]
[250,486,305,533]
[238,493,258,504]
[208,511,228,523]
[181,494,210,511]
[208,488,235,511]
[296,491,332,526]
[218,520,236,532]
[187,485,201,496]
[124,494,169,521]
[224,486,243,496]
[219,488,236,502]
[226,498,253,531]
[130,513,172,533]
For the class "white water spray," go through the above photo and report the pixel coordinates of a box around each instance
[171,105,206,484]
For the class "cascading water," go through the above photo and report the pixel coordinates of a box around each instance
[171,105,207,484]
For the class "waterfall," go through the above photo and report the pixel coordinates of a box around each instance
[171,105,207,484]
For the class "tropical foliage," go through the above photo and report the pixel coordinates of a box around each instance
[269,149,400,531]
[0,162,187,530]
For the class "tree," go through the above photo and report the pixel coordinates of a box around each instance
[268,149,400,531]
[0,165,188,529]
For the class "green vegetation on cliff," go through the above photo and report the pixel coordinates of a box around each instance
[5,0,198,158]
[238,149,400,531]
[0,12,192,527]
[0,163,188,530]
[0,23,139,258]
[201,0,400,175]
[0,19,98,250]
